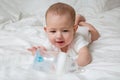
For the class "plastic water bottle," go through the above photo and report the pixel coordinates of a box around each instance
[33,49,55,73]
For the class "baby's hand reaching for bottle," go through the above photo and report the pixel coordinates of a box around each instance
[27,46,47,56]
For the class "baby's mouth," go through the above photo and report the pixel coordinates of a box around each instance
[56,41,64,44]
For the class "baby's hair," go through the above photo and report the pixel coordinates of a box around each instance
[45,2,76,25]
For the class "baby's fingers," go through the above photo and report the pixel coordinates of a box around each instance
[37,46,47,56]
[27,47,37,55]
[38,46,46,51]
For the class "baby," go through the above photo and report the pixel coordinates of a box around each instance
[28,2,100,67]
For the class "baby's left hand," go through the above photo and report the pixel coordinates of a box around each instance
[75,14,86,26]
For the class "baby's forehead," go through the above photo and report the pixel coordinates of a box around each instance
[47,12,71,18]
[46,12,74,26]
[47,13,73,22]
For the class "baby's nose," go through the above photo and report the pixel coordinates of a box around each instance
[56,32,63,39]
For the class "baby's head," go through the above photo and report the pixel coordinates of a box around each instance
[44,2,77,51]
[45,2,76,26]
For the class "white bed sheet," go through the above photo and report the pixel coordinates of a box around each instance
[0,1,120,80]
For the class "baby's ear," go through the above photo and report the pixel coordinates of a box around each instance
[74,25,78,32]
[44,26,47,32]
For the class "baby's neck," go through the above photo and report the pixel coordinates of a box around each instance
[60,46,68,53]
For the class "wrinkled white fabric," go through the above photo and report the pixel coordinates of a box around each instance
[0,0,120,80]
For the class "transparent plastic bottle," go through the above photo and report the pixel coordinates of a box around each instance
[32,49,56,73]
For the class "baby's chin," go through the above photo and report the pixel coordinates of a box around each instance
[55,45,65,48]
[55,44,69,50]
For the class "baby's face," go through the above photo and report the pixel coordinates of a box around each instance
[45,13,76,50]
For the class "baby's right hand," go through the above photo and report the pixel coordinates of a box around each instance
[27,46,47,56]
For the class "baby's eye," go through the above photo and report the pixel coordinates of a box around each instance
[63,30,69,32]
[50,31,56,33]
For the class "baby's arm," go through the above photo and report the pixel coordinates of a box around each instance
[75,14,100,42]
[76,46,92,66]
[79,22,100,42]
